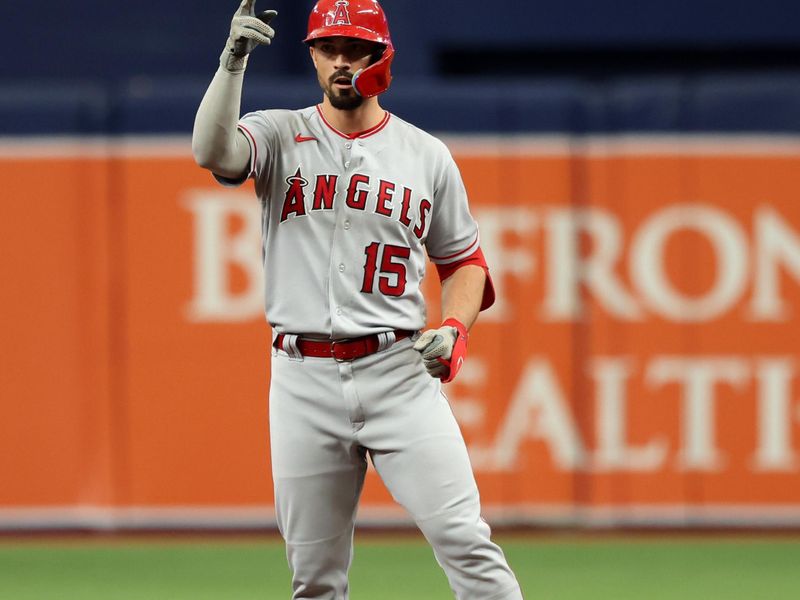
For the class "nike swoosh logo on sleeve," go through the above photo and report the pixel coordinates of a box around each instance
[295,134,318,143]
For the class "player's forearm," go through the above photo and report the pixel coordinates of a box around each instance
[192,67,251,178]
[440,265,486,331]
[193,1,276,178]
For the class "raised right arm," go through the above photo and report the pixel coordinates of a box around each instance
[192,1,277,179]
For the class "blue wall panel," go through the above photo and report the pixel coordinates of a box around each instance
[3,1,800,82]
[597,79,687,133]
[689,74,800,133]
[4,75,800,136]
[0,84,108,135]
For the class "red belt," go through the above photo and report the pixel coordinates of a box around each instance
[274,330,413,362]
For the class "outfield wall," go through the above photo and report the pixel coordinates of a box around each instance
[2,133,800,530]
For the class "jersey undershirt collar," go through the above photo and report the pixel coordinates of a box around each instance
[316,105,391,139]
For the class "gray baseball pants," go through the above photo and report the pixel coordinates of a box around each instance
[269,337,522,599]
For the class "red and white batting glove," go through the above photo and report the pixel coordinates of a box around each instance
[413,318,468,383]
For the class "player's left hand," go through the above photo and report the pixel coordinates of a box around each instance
[413,318,468,383]
[221,1,278,72]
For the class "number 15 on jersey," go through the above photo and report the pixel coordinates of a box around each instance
[361,242,411,297]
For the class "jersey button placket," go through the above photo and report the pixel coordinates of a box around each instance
[344,139,356,169]
[330,139,359,334]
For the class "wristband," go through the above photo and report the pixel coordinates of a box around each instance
[439,318,468,383]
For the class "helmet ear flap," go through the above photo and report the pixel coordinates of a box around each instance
[353,46,395,98]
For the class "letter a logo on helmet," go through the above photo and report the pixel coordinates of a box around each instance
[305,0,395,98]
[327,1,352,26]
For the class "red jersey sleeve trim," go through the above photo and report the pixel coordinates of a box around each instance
[428,231,480,262]
[434,247,496,312]
[238,123,258,177]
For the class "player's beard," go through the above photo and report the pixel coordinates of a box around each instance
[321,70,364,111]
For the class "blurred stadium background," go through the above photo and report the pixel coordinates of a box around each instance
[2,0,800,597]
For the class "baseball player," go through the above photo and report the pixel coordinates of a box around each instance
[192,1,523,598]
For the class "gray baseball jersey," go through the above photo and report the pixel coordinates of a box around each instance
[219,105,483,338]
[215,104,520,600]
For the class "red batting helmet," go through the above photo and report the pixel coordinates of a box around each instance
[304,0,395,98]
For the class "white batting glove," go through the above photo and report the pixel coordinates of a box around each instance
[414,319,470,383]
[221,1,277,73]
[413,325,458,380]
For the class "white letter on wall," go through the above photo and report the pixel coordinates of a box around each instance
[647,356,749,471]
[543,208,642,321]
[753,358,798,471]
[631,204,748,322]
[473,358,586,471]
[751,206,800,321]
[591,357,668,471]
[473,208,537,322]
[184,190,263,322]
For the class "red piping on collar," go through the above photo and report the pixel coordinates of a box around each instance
[316,105,391,140]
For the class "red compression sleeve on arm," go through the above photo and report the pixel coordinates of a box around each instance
[434,247,496,311]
